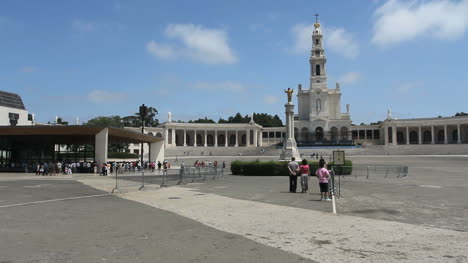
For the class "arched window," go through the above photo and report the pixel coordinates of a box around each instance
[437,130,444,144]
[316,64,321,76]
[330,127,338,141]
[409,131,418,144]
[229,134,236,145]
[218,134,225,145]
[241,134,246,145]
[423,131,431,143]
[207,135,214,145]
[156,132,163,138]
[147,132,153,136]
[315,50,320,56]
[315,127,324,142]
[315,39,319,46]
[397,131,405,144]
[316,98,321,112]
[452,130,458,142]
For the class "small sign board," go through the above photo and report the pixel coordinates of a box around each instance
[333,151,345,165]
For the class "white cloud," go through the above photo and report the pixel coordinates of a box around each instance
[290,23,359,58]
[372,0,468,46]
[87,90,126,103]
[146,41,175,59]
[264,95,279,104]
[290,23,314,54]
[339,72,362,85]
[327,28,359,58]
[192,81,259,92]
[147,24,238,64]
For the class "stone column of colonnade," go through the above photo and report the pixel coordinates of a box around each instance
[246,129,250,147]
[444,125,448,144]
[171,129,176,146]
[215,130,218,147]
[458,123,462,143]
[194,130,197,147]
[204,130,207,147]
[253,129,257,146]
[392,125,397,146]
[183,129,186,146]
[225,130,228,147]
[431,126,435,144]
[235,130,238,147]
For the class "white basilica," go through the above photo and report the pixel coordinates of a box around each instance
[295,18,351,145]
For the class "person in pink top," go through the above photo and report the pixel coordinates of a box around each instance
[316,159,331,201]
[299,159,310,193]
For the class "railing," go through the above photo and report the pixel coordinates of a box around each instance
[329,165,408,200]
[111,166,224,193]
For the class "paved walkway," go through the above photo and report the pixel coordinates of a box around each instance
[78,176,467,263]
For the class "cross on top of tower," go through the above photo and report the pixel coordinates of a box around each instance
[314,13,321,29]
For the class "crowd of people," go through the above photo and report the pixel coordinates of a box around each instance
[287,157,332,201]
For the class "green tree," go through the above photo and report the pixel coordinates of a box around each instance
[192,117,215,123]
[455,112,468,116]
[122,106,159,127]
[84,116,124,127]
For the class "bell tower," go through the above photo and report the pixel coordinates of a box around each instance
[310,14,327,91]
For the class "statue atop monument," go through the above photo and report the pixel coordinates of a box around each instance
[387,108,392,119]
[284,88,294,103]
[336,82,340,90]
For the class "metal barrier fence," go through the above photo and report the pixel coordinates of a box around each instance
[111,166,224,193]
[329,165,408,199]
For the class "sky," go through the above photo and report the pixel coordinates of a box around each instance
[1,0,468,125]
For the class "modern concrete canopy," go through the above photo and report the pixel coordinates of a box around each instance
[0,125,165,170]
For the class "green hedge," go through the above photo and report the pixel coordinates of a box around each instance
[231,160,319,176]
[108,152,139,159]
[231,159,352,176]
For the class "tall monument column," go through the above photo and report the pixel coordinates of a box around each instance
[280,88,301,160]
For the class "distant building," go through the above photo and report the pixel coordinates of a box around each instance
[0,91,33,126]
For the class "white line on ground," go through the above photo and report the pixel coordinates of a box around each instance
[419,185,442,189]
[0,193,111,209]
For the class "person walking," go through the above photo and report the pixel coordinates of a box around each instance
[299,159,310,193]
[287,157,299,193]
[316,159,331,201]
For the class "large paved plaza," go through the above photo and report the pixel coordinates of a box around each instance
[0,155,467,262]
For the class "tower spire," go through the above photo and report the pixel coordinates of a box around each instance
[314,13,319,23]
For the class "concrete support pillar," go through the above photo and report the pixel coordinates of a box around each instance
[149,140,165,163]
[194,130,197,147]
[458,123,462,144]
[215,130,218,147]
[225,130,228,147]
[246,129,250,147]
[431,126,435,144]
[95,128,108,166]
[253,129,258,146]
[364,129,367,140]
[235,130,238,147]
[444,125,448,144]
[418,126,422,145]
[171,129,176,146]
[204,130,207,147]
[406,126,410,145]
[392,125,397,146]
[183,129,186,146]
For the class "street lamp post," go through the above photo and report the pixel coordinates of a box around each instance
[138,104,148,190]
